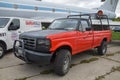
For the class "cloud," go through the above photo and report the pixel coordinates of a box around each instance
[43,0,103,8]
[43,0,120,17]
[116,10,120,17]
[116,1,120,17]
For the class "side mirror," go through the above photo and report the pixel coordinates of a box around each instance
[8,25,19,31]
[86,27,91,31]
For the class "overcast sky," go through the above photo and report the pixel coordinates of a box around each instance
[43,0,120,17]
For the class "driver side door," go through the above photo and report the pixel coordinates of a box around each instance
[6,19,20,49]
[76,20,93,52]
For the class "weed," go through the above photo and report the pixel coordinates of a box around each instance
[15,77,27,80]
[40,69,53,74]
[95,75,105,80]
[95,66,120,80]
[106,54,115,56]
[80,58,99,64]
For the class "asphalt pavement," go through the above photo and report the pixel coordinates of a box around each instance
[0,40,120,80]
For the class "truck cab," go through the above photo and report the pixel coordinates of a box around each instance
[14,14,111,76]
[0,17,42,58]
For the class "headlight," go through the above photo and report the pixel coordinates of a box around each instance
[37,39,51,46]
[37,39,51,52]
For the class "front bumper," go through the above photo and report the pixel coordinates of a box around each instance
[13,40,53,64]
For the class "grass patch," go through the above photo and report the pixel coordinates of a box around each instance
[40,69,53,74]
[80,58,99,64]
[106,51,120,57]
[111,66,120,72]
[70,58,99,68]
[15,77,27,80]
[112,32,120,40]
[106,54,115,56]
[95,75,105,80]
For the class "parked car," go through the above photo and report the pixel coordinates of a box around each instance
[113,26,120,32]
[13,14,111,76]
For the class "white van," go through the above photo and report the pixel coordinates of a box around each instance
[0,17,42,58]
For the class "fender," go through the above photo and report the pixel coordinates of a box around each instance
[50,41,73,53]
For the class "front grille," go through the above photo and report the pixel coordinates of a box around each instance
[22,37,36,50]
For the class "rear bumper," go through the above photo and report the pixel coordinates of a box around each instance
[13,40,53,64]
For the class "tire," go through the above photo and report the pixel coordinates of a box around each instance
[97,41,107,55]
[54,49,71,76]
[0,44,5,58]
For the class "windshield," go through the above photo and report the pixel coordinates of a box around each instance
[0,18,10,28]
[49,19,78,30]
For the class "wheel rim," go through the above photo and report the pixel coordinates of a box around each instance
[63,55,70,71]
[102,44,107,54]
[0,47,3,57]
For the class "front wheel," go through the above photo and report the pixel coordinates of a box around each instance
[54,49,71,76]
[0,44,5,58]
[97,41,107,55]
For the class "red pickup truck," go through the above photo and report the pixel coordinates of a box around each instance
[14,14,111,76]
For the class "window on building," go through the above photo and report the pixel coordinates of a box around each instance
[13,4,18,9]
[52,8,55,12]
[35,6,38,11]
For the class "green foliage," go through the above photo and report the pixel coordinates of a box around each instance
[112,17,120,22]
[112,32,120,40]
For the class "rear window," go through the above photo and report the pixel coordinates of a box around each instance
[103,25,110,30]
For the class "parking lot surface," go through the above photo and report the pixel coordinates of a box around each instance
[0,40,120,80]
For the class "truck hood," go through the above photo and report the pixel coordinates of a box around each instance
[20,30,67,38]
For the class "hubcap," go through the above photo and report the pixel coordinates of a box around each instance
[63,55,70,71]
[0,47,3,57]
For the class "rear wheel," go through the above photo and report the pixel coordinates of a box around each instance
[54,49,71,76]
[97,41,107,55]
[0,44,5,58]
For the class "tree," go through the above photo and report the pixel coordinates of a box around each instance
[112,17,120,21]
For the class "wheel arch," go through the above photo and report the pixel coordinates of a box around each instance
[51,45,72,62]
[0,40,7,50]
[103,38,107,42]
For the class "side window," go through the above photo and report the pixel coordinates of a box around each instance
[92,20,102,31]
[8,19,20,31]
[11,19,20,28]
[93,25,102,31]
[101,19,110,30]
[81,20,90,31]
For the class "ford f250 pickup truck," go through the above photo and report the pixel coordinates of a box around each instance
[13,14,112,76]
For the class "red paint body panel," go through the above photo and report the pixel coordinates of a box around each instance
[47,29,112,55]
